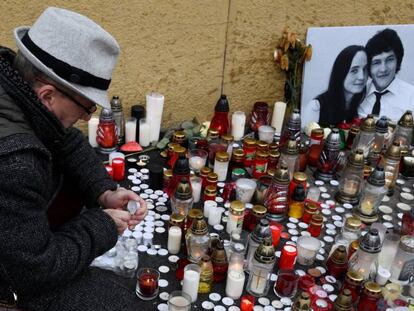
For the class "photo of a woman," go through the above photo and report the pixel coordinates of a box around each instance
[302,45,368,128]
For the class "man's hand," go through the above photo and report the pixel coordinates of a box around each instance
[98,188,147,229]
[102,209,131,235]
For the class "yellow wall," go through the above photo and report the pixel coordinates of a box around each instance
[1,0,413,133]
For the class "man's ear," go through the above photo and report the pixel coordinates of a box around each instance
[34,84,56,112]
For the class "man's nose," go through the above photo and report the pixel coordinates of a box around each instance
[378,61,387,73]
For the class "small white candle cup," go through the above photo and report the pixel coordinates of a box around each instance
[182,264,201,303]
[203,200,217,219]
[190,176,202,203]
[296,236,321,266]
[125,117,137,143]
[139,118,151,147]
[208,207,224,226]
[168,226,182,255]
[231,111,246,141]
[168,290,192,311]
[235,178,257,203]
[225,270,245,299]
[109,151,125,165]
[88,116,99,147]
[258,125,276,144]
[188,149,208,173]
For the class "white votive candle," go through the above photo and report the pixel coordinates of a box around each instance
[189,156,205,171]
[139,118,151,147]
[208,207,224,226]
[190,176,202,203]
[271,101,287,134]
[146,92,164,142]
[203,200,217,219]
[182,267,200,303]
[125,117,137,143]
[231,111,246,141]
[167,226,182,255]
[88,116,99,147]
[225,270,245,299]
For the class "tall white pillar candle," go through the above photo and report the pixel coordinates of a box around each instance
[208,207,224,226]
[146,92,164,142]
[167,226,182,255]
[271,101,287,134]
[88,116,99,147]
[125,117,137,143]
[225,270,245,299]
[190,176,202,203]
[182,265,201,303]
[231,111,246,141]
[139,118,151,147]
[203,200,217,219]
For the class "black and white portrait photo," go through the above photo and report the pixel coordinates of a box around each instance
[300,24,414,129]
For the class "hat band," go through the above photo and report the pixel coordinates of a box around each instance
[21,33,111,90]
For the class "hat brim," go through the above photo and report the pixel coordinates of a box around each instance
[14,26,111,109]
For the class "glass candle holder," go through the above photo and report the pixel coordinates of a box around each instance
[235,178,257,203]
[240,294,255,311]
[136,268,160,300]
[296,236,321,266]
[182,263,201,303]
[188,149,208,174]
[274,269,299,298]
[168,290,192,311]
[258,125,275,144]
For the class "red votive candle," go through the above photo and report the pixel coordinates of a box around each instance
[136,268,159,300]
[270,224,281,247]
[274,269,299,298]
[112,157,125,181]
[240,295,255,311]
[278,244,297,269]
[105,165,114,179]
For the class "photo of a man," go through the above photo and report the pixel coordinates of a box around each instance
[358,28,414,122]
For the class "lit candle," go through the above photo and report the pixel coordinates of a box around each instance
[240,295,255,311]
[146,92,164,142]
[231,111,246,141]
[88,116,99,147]
[360,200,374,215]
[168,226,182,255]
[271,101,287,134]
[182,266,201,303]
[125,117,137,143]
[139,118,151,147]
[225,270,245,299]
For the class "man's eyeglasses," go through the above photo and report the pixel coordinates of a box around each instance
[35,77,97,114]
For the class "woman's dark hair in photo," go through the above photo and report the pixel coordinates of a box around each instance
[365,28,404,73]
[317,45,366,127]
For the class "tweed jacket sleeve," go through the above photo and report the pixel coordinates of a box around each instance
[0,145,118,297]
[53,127,117,208]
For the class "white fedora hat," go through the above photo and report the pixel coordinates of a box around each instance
[14,7,120,109]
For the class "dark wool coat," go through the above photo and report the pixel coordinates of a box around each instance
[0,48,138,310]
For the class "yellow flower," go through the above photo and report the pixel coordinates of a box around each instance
[280,54,289,71]
[304,44,312,61]
[273,48,282,63]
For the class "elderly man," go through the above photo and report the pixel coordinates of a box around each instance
[358,28,414,122]
[0,7,147,310]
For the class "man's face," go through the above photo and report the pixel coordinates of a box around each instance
[370,50,397,91]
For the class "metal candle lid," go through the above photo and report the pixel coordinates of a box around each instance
[325,128,341,150]
[367,165,386,187]
[347,149,365,168]
[99,108,114,121]
[361,114,376,132]
[360,228,382,253]
[211,239,228,264]
[283,136,299,155]
[215,94,229,112]
[273,163,290,184]
[333,288,353,311]
[375,116,389,133]
[191,214,208,235]
[287,108,301,130]
[110,95,122,111]
[173,154,190,175]
[253,237,275,264]
[251,219,271,243]
[230,201,245,215]
[400,235,414,253]
[329,245,348,265]
[345,216,362,231]
[252,205,267,217]
[292,291,311,311]
[398,110,413,128]
[175,178,192,200]
[386,141,402,160]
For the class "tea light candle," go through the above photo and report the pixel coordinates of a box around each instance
[271,101,287,134]
[232,111,246,141]
[146,92,164,142]
[88,116,99,147]
[225,270,245,299]
[125,117,137,143]
[182,267,200,302]
[139,119,151,147]
[168,226,182,255]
